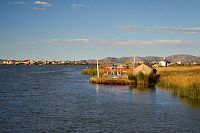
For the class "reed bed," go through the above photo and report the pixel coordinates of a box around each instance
[157,66,200,99]
[89,77,134,85]
[81,68,104,76]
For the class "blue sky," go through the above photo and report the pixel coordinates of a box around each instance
[0,0,200,60]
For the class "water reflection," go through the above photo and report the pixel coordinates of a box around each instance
[178,96,200,108]
[94,84,129,96]
[158,86,200,108]
[94,84,156,96]
[94,84,200,108]
[129,85,156,94]
[96,84,99,95]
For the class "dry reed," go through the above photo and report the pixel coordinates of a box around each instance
[157,66,200,99]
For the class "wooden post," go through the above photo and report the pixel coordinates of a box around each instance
[97,59,99,78]
[133,56,135,74]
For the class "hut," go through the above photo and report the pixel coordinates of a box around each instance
[152,64,159,68]
[133,64,153,75]
[159,60,171,67]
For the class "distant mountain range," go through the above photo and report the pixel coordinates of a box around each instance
[100,54,200,63]
[1,54,200,63]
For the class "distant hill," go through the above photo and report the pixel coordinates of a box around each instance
[98,54,200,63]
[102,57,130,63]
[140,56,163,62]
[166,54,200,63]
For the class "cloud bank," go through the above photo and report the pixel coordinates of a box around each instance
[71,3,89,9]
[49,38,199,46]
[49,39,89,44]
[122,25,200,34]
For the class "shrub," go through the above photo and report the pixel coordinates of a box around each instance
[128,72,158,86]
[148,73,159,85]
[128,74,137,81]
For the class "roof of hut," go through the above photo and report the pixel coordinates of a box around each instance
[133,64,153,75]
[152,64,159,68]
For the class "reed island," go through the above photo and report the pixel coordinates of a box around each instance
[81,60,200,100]
[82,60,159,87]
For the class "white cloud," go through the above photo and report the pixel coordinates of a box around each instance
[32,1,52,10]
[48,38,197,46]
[122,25,200,34]
[49,38,89,44]
[95,39,192,45]
[33,7,46,10]
[159,27,200,34]
[33,1,48,5]
[71,3,89,9]
[122,25,140,31]
[133,40,188,45]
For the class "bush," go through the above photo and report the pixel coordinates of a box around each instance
[128,74,136,80]
[136,72,146,80]
[128,72,158,86]
[148,73,159,85]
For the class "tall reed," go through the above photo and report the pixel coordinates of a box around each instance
[157,66,200,99]
[81,68,103,76]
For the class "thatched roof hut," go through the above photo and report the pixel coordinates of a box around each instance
[133,64,153,75]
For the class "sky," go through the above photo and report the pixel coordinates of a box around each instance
[0,0,200,60]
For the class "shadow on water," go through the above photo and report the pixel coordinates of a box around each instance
[94,84,130,96]
[93,83,156,96]
[128,85,156,94]
[178,96,200,108]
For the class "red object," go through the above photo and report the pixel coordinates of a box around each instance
[120,67,123,75]
[104,66,108,74]
[22,60,30,62]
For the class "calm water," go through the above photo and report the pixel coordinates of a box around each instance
[0,65,200,133]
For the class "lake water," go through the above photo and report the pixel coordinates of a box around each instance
[0,65,200,132]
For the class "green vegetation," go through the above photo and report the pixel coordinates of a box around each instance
[128,73,159,87]
[157,66,200,99]
[81,68,104,76]
[81,68,98,76]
